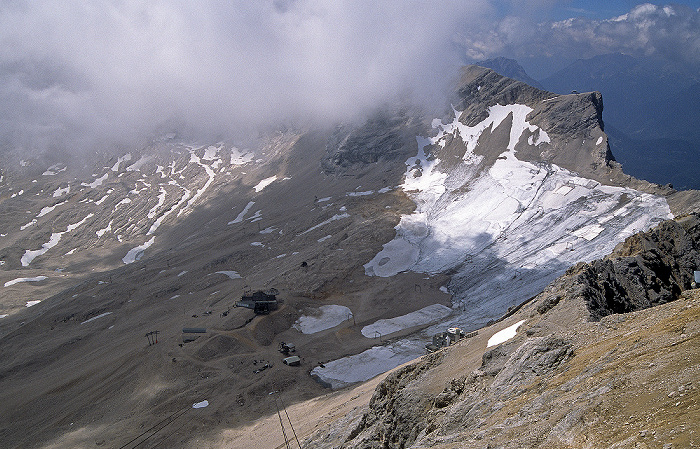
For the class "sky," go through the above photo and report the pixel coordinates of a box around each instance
[1,1,698,157]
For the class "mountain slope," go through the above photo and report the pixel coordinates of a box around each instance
[0,66,698,448]
[298,214,700,449]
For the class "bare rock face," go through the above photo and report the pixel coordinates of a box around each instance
[563,214,700,320]
[321,108,424,174]
[342,351,445,449]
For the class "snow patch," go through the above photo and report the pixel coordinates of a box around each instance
[229,201,255,225]
[111,153,132,171]
[82,173,109,188]
[203,146,219,160]
[300,213,350,235]
[4,276,48,287]
[126,155,154,171]
[96,220,113,238]
[230,147,254,165]
[53,186,70,197]
[80,312,112,325]
[21,214,93,266]
[294,305,352,334]
[122,236,156,264]
[37,201,66,218]
[487,320,526,347]
[214,271,242,279]
[254,176,277,192]
[42,164,67,176]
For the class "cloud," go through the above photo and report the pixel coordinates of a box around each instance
[458,3,700,76]
[0,0,491,156]
[3,1,698,158]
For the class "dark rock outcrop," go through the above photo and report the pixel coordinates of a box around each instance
[561,214,700,320]
[321,108,424,174]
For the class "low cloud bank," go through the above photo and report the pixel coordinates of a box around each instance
[1,2,697,156]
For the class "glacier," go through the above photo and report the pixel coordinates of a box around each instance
[313,104,672,388]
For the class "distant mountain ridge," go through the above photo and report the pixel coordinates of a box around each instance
[539,52,700,190]
[475,57,544,90]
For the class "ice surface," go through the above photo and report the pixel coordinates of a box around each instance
[293,305,352,334]
[4,276,47,287]
[487,320,525,347]
[311,340,426,389]
[361,304,453,338]
[193,400,209,409]
[26,300,42,307]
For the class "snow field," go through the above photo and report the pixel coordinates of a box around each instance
[293,305,353,334]
[311,340,427,389]
[324,103,672,389]
[22,214,94,266]
[361,304,453,338]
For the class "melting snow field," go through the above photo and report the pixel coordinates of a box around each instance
[22,214,94,266]
[361,304,452,338]
[311,340,426,389]
[314,103,673,389]
[254,176,277,192]
[80,312,112,325]
[293,305,352,334]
